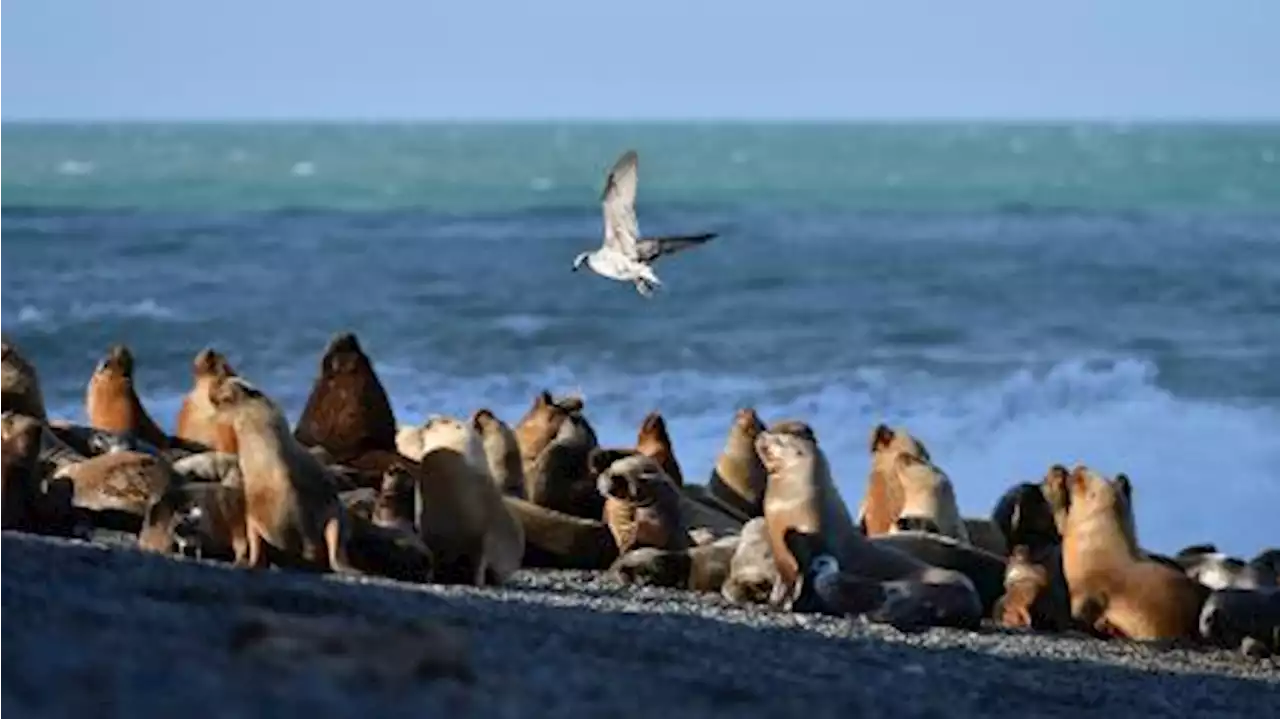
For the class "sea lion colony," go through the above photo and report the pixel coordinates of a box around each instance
[2,332,1277,660]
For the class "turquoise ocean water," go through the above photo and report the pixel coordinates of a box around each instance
[3,122,1278,554]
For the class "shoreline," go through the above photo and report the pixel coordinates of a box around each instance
[3,532,1275,718]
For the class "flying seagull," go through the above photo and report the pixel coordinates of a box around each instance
[571,150,717,297]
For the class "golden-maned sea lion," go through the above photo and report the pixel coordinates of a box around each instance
[635,411,684,487]
[471,408,524,497]
[2,337,47,420]
[175,348,239,453]
[210,375,355,574]
[1060,466,1207,641]
[84,344,169,450]
[857,423,930,537]
[293,332,398,464]
[885,452,970,543]
[758,421,982,630]
[597,453,689,554]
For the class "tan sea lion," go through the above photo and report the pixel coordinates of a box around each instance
[857,423,930,536]
[1060,466,1207,641]
[52,449,175,520]
[502,496,618,569]
[758,422,981,629]
[471,408,524,497]
[2,412,46,530]
[174,348,239,453]
[597,453,689,554]
[396,415,490,475]
[210,375,355,574]
[701,407,768,520]
[513,390,584,481]
[609,534,740,592]
[635,411,683,487]
[138,478,248,561]
[84,344,169,450]
[886,452,970,543]
[171,451,242,485]
[526,409,601,519]
[721,516,781,606]
[1,337,47,420]
[1199,588,1280,658]
[293,332,398,464]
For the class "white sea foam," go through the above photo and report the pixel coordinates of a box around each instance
[291,161,316,177]
[43,356,1279,557]
[55,160,95,176]
[4,299,183,328]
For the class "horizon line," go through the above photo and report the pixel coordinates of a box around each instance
[4,115,1280,126]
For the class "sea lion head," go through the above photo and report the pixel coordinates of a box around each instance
[733,407,766,436]
[992,472,1064,554]
[321,332,370,376]
[754,424,818,475]
[470,408,501,433]
[208,376,268,412]
[375,464,418,528]
[516,390,585,458]
[638,411,670,443]
[94,344,135,379]
[596,454,677,506]
[1064,465,1137,547]
[609,547,691,588]
[193,348,235,379]
[868,423,929,460]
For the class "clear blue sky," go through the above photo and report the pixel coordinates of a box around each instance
[3,0,1278,121]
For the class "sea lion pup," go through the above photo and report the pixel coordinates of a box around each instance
[1,337,48,420]
[138,477,248,561]
[597,452,689,554]
[699,407,768,520]
[175,348,239,453]
[757,422,981,629]
[886,452,970,544]
[722,517,782,605]
[870,530,1005,616]
[415,446,525,585]
[1175,544,1277,591]
[513,390,586,480]
[635,411,683,487]
[471,408,524,497]
[1059,467,1207,641]
[209,375,355,574]
[84,344,170,450]
[502,496,619,569]
[610,534,740,592]
[526,408,602,520]
[2,412,46,530]
[857,423,930,537]
[1199,588,1280,658]
[293,332,398,464]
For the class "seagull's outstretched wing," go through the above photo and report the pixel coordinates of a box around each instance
[601,150,640,259]
[635,233,718,264]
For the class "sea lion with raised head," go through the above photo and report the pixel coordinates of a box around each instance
[991,466,1070,556]
[471,408,525,497]
[721,516,781,606]
[1060,466,1207,641]
[84,344,169,450]
[2,337,47,420]
[758,421,982,629]
[698,407,769,521]
[175,348,239,453]
[886,452,970,544]
[525,408,601,519]
[857,423,930,536]
[513,390,585,481]
[635,411,683,487]
[3,412,46,530]
[294,332,398,465]
[597,452,689,554]
[210,375,355,574]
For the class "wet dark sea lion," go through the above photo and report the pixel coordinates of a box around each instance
[294,332,398,464]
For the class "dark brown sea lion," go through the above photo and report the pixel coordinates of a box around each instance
[1199,588,1280,658]
[84,344,169,450]
[2,412,46,530]
[870,530,1006,616]
[175,348,239,453]
[525,409,601,519]
[293,332,398,464]
[636,411,683,487]
[1,336,47,420]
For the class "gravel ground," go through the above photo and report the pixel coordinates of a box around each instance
[2,531,1276,719]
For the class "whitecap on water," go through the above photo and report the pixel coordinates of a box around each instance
[55,160,94,176]
[529,177,554,192]
[291,161,316,177]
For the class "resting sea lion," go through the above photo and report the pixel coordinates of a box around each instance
[609,534,740,592]
[175,348,239,453]
[1199,588,1280,658]
[471,408,524,497]
[138,478,248,561]
[3,412,47,530]
[294,332,398,464]
[871,530,1005,616]
[635,411,683,486]
[172,451,242,485]
[84,344,169,450]
[1175,544,1277,591]
[1060,467,1207,641]
[210,375,355,573]
[502,496,618,569]
[857,423,930,536]
[1,337,47,420]
[758,421,981,629]
[52,449,175,522]
[721,517,781,606]
[597,453,689,553]
[704,407,768,519]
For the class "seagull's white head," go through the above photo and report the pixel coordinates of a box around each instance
[572,252,591,272]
